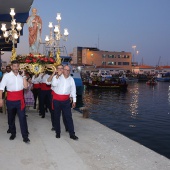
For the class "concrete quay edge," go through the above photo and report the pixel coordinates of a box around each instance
[0,109,169,170]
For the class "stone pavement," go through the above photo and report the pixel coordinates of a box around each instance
[0,109,170,170]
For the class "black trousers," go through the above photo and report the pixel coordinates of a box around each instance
[6,100,28,138]
[39,90,52,117]
[53,99,75,135]
[32,88,40,108]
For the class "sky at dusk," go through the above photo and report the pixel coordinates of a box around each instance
[2,0,170,66]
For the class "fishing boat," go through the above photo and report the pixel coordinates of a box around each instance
[85,78,128,90]
[156,73,170,82]
[119,74,138,83]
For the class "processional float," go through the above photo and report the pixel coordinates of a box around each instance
[1,8,69,74]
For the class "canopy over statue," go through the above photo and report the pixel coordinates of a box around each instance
[26,8,42,54]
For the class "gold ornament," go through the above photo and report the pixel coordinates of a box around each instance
[54,49,61,67]
[29,63,44,75]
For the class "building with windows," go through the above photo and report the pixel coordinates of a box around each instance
[132,65,170,75]
[72,47,132,70]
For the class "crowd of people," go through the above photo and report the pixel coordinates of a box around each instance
[0,61,78,143]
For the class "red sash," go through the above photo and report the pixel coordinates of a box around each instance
[53,93,70,101]
[52,91,70,109]
[33,84,40,89]
[7,90,25,110]
[41,83,51,90]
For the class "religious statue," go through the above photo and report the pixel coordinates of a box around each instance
[26,8,42,54]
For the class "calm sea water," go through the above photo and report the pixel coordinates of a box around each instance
[76,82,170,159]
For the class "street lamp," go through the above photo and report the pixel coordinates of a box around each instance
[1,8,22,61]
[45,13,69,57]
[136,50,139,64]
[132,45,136,63]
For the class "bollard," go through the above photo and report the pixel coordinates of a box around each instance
[79,107,89,118]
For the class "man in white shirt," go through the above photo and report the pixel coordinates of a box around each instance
[51,65,78,140]
[47,65,68,131]
[0,60,30,143]
[31,74,41,109]
[39,71,52,118]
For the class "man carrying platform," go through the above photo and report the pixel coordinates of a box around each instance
[51,65,78,140]
[0,60,30,143]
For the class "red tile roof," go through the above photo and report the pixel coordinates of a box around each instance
[134,65,155,69]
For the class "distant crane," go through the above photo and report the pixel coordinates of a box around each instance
[157,56,161,67]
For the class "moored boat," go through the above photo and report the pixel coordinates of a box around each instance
[85,80,128,90]
[156,73,170,82]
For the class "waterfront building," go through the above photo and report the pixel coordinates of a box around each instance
[133,65,170,75]
[155,66,170,74]
[96,66,126,75]
[72,47,132,71]
[132,65,155,74]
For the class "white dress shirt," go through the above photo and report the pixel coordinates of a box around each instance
[0,71,24,92]
[31,75,41,84]
[40,74,50,83]
[51,74,76,102]
[46,77,55,91]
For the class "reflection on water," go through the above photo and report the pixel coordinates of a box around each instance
[76,82,170,159]
[168,85,170,104]
[129,83,139,117]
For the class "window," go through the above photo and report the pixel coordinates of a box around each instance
[108,55,114,58]
[108,62,116,65]
[118,55,121,58]
[102,61,106,65]
[118,62,122,65]
[123,62,129,65]
[102,54,106,58]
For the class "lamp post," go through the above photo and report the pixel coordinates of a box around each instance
[45,13,69,58]
[136,50,139,65]
[132,45,136,63]
[1,8,22,61]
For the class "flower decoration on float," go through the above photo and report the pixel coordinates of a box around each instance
[16,53,57,75]
[16,53,56,64]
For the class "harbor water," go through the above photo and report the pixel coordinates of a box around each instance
[76,82,170,159]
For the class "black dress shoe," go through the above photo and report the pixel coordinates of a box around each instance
[51,127,55,131]
[41,115,45,118]
[23,138,30,143]
[9,134,16,140]
[7,129,11,134]
[70,135,78,140]
[65,129,68,132]
[56,133,60,138]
